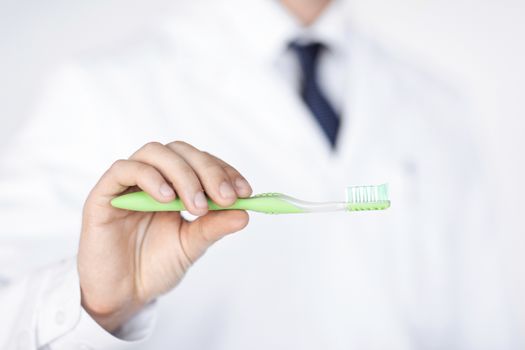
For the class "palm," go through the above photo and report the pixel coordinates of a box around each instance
[128,211,193,300]
[81,206,195,306]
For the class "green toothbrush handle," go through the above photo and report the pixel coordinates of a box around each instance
[111,191,305,214]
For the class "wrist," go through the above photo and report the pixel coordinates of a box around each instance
[80,288,145,333]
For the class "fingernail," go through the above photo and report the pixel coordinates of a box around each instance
[160,183,175,197]
[219,181,236,199]
[234,178,251,194]
[194,191,208,209]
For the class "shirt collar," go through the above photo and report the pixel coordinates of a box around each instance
[225,0,351,63]
[292,1,350,56]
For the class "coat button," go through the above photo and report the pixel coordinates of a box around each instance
[55,310,66,325]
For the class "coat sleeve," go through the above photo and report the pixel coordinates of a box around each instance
[0,258,156,350]
[0,64,156,349]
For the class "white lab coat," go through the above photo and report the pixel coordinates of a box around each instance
[0,1,515,349]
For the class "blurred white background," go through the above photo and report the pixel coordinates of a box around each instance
[350,0,525,335]
[0,0,523,333]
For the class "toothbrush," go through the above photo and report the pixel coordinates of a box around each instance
[110,184,390,214]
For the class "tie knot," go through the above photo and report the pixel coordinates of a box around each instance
[289,41,325,73]
[289,41,324,55]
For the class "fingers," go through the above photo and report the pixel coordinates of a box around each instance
[130,142,208,216]
[92,159,175,203]
[129,141,252,216]
[180,210,249,263]
[208,154,253,198]
[167,141,253,203]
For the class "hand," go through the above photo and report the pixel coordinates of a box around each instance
[78,141,252,332]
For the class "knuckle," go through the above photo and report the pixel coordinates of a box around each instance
[168,140,189,150]
[223,163,239,174]
[205,152,226,165]
[137,163,155,178]
[175,165,200,186]
[199,152,226,170]
[197,221,215,245]
[200,150,214,158]
[142,141,163,153]
[207,154,237,172]
[110,159,126,170]
[201,162,227,177]
[221,165,242,180]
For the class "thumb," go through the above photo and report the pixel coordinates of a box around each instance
[180,210,249,263]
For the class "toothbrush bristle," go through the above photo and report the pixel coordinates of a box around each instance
[346,184,389,203]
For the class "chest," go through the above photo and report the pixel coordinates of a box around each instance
[99,53,458,349]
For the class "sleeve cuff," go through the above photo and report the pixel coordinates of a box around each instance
[37,258,156,349]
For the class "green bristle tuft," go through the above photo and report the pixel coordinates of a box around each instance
[345,183,390,211]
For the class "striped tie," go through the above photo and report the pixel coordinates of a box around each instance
[290,42,340,149]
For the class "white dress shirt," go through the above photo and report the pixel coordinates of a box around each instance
[274,0,349,113]
[0,0,516,349]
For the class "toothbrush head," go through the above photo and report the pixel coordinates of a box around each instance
[345,184,390,211]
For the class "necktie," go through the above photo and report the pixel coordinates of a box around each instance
[290,42,340,149]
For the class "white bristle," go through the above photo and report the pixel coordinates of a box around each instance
[346,184,389,203]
